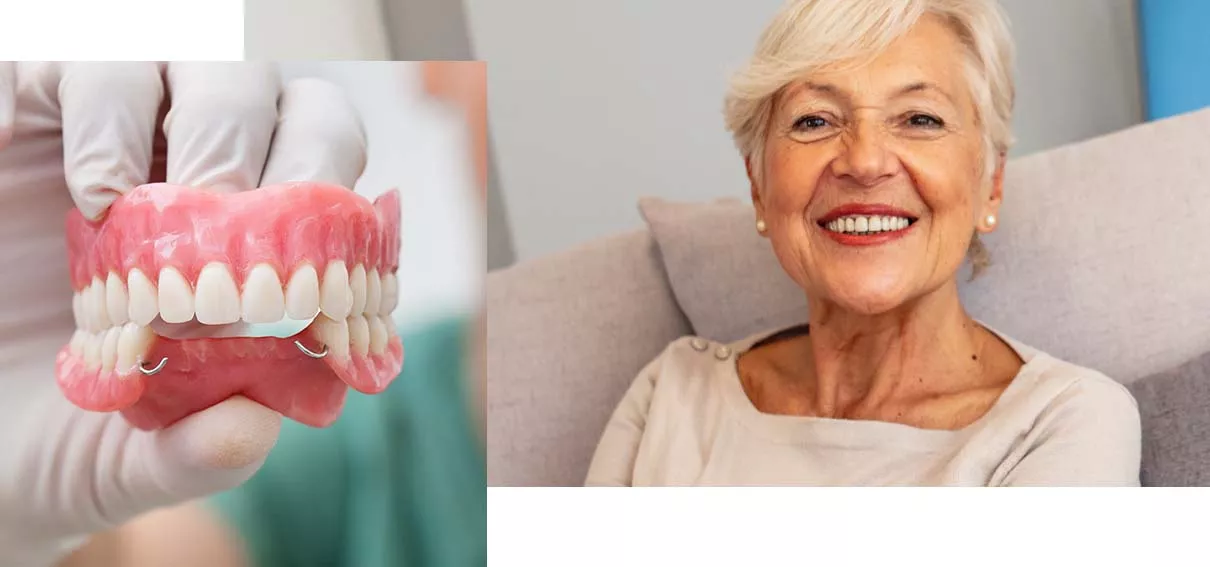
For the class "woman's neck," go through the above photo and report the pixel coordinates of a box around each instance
[804,280,987,418]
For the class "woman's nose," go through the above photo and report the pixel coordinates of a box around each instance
[830,121,897,187]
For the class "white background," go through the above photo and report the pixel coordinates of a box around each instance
[467,0,1144,263]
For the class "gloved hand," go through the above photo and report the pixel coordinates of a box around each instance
[0,62,367,567]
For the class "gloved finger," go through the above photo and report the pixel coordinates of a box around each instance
[0,61,15,150]
[99,396,282,522]
[259,77,366,188]
[163,62,281,192]
[59,62,163,221]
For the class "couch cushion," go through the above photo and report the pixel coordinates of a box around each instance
[1130,351,1210,486]
[486,230,691,486]
[641,108,1210,384]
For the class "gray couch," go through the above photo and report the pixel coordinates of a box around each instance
[488,107,1210,487]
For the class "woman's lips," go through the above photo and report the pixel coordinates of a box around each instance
[815,204,919,247]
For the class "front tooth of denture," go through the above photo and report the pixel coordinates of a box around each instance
[88,277,110,331]
[105,273,129,326]
[158,267,195,324]
[83,333,102,371]
[241,264,285,324]
[100,327,120,371]
[368,316,387,355]
[320,261,352,320]
[194,263,241,325]
[116,323,155,376]
[126,268,159,326]
[348,315,370,356]
[285,265,320,320]
[312,316,351,360]
[365,269,382,315]
[350,265,367,315]
[379,273,397,315]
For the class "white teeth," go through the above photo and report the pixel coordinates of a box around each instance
[320,261,352,320]
[242,264,286,324]
[87,276,109,332]
[311,316,350,361]
[348,315,370,356]
[369,316,388,355]
[379,272,397,316]
[105,273,129,326]
[100,327,120,371]
[69,329,85,355]
[285,265,321,320]
[825,215,912,234]
[350,264,367,316]
[83,333,101,370]
[115,323,155,376]
[194,263,241,325]
[72,293,83,329]
[127,268,159,326]
[157,267,195,324]
[366,269,382,315]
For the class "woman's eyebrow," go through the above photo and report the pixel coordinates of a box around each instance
[895,81,955,104]
[796,80,956,104]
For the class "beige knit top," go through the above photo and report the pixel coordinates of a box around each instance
[585,327,1141,486]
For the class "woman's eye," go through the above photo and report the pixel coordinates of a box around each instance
[793,115,829,131]
[906,113,944,128]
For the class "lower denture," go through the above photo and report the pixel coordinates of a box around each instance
[56,182,405,430]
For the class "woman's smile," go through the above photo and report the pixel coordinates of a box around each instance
[815,203,920,246]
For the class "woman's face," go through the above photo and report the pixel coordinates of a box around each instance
[753,14,1004,316]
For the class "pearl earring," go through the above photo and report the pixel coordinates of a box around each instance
[756,219,767,233]
[985,214,997,228]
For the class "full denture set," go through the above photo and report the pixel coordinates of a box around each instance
[56,183,405,430]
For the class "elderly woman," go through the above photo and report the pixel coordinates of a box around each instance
[586,0,1141,486]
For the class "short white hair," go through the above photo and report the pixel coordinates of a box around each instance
[724,0,1016,184]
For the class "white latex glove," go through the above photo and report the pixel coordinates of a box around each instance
[0,62,367,567]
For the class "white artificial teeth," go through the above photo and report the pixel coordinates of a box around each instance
[869,216,882,232]
[320,261,352,320]
[242,264,286,324]
[89,276,110,332]
[127,268,159,326]
[350,264,368,315]
[106,272,129,326]
[366,269,382,315]
[285,265,321,320]
[116,323,154,376]
[100,327,120,371]
[369,316,388,355]
[380,273,398,315]
[311,316,351,360]
[158,267,195,324]
[349,315,370,356]
[194,263,241,325]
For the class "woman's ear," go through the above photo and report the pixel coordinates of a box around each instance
[746,157,764,218]
[979,153,1007,233]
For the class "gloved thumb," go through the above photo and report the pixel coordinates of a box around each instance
[96,396,281,524]
[0,61,15,150]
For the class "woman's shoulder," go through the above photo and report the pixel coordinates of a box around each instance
[1006,341,1140,429]
[631,334,748,395]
